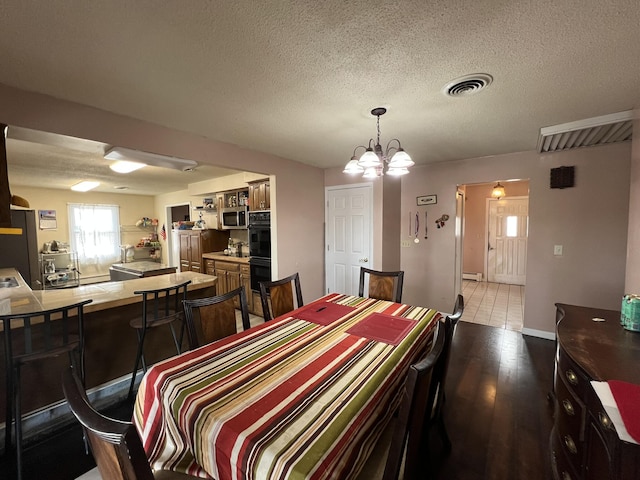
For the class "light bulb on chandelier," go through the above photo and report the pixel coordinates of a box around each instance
[343,107,414,178]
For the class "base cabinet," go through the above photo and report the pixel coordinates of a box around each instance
[204,258,258,315]
[551,304,640,480]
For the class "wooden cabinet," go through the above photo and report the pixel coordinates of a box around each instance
[550,304,640,480]
[249,179,270,210]
[177,229,229,272]
[204,256,255,313]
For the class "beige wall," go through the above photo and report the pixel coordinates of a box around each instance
[625,115,640,292]
[401,144,630,334]
[1,83,326,299]
[9,185,154,251]
[462,180,529,276]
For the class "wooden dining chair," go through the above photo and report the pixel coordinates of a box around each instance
[182,286,250,350]
[358,267,405,303]
[259,272,303,321]
[356,320,446,480]
[62,367,198,480]
[128,280,191,398]
[2,299,93,480]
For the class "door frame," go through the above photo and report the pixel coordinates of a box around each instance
[164,202,192,267]
[324,183,374,296]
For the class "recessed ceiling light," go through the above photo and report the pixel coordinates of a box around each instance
[110,160,146,173]
[71,181,100,192]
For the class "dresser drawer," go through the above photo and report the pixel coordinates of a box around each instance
[555,372,586,441]
[215,261,241,272]
[552,427,581,480]
[558,349,588,400]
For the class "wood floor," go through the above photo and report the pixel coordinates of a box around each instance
[0,321,556,480]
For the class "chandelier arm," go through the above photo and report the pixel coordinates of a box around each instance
[384,138,403,156]
[352,145,369,158]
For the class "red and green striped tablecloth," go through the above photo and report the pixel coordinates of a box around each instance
[134,294,440,480]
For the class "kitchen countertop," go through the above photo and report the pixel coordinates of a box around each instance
[202,252,251,264]
[110,261,177,274]
[0,267,216,317]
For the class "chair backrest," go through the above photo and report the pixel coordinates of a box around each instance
[62,367,156,480]
[428,315,456,429]
[182,286,250,350]
[382,320,445,480]
[450,294,464,325]
[2,299,93,376]
[358,267,405,303]
[259,272,303,321]
[134,280,191,327]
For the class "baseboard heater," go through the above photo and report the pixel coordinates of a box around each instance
[463,272,483,281]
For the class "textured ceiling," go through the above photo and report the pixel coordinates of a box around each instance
[1,0,640,193]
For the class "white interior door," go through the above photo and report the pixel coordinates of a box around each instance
[325,185,372,296]
[487,197,528,285]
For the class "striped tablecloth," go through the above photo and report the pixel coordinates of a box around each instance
[134,294,440,480]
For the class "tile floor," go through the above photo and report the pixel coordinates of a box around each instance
[460,280,524,331]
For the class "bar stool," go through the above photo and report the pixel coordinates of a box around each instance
[128,280,191,398]
[2,299,93,480]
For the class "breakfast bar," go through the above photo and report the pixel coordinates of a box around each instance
[0,267,217,426]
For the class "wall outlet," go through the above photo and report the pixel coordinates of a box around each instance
[554,245,563,256]
[401,240,411,248]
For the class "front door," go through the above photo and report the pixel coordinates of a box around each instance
[487,196,528,285]
[325,185,372,296]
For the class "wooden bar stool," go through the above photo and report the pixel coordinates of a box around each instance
[2,299,93,480]
[127,280,190,398]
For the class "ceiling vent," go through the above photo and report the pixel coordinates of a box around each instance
[443,74,493,97]
[537,110,634,153]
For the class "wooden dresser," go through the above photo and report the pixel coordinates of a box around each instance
[551,303,640,480]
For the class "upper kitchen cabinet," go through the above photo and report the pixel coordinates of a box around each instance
[222,189,249,209]
[249,179,270,210]
[177,229,229,272]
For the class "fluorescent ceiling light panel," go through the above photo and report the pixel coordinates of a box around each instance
[110,160,146,173]
[104,147,197,171]
[71,181,100,192]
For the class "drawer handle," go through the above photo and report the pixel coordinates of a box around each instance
[562,399,575,416]
[561,472,572,480]
[563,434,577,455]
[565,369,579,386]
[599,411,614,431]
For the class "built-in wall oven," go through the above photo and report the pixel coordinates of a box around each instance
[248,210,271,291]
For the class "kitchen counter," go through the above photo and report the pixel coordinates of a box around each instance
[109,261,177,281]
[0,267,215,317]
[202,251,251,264]
[0,267,218,424]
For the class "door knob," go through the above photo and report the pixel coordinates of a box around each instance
[360,258,368,263]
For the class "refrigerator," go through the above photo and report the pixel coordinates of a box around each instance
[0,209,41,289]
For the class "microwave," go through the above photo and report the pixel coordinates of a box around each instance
[221,206,248,229]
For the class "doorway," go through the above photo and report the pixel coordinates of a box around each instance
[164,203,191,267]
[457,180,529,331]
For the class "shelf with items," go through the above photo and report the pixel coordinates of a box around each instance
[222,189,249,208]
[40,251,80,289]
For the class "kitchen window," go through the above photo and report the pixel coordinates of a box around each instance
[68,203,121,278]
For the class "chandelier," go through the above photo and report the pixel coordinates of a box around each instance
[343,107,414,178]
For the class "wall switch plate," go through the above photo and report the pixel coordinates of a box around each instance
[554,245,563,256]
[401,240,411,248]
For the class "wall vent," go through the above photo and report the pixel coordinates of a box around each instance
[537,110,634,154]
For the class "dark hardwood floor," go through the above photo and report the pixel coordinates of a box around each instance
[1,321,555,480]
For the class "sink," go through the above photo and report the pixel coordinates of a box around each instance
[0,276,19,288]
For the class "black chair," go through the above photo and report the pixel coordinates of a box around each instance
[2,299,93,480]
[358,267,405,303]
[450,293,464,325]
[182,286,250,350]
[62,367,198,480]
[128,280,191,398]
[357,320,446,480]
[259,272,303,321]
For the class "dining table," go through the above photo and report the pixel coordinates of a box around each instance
[133,293,441,480]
